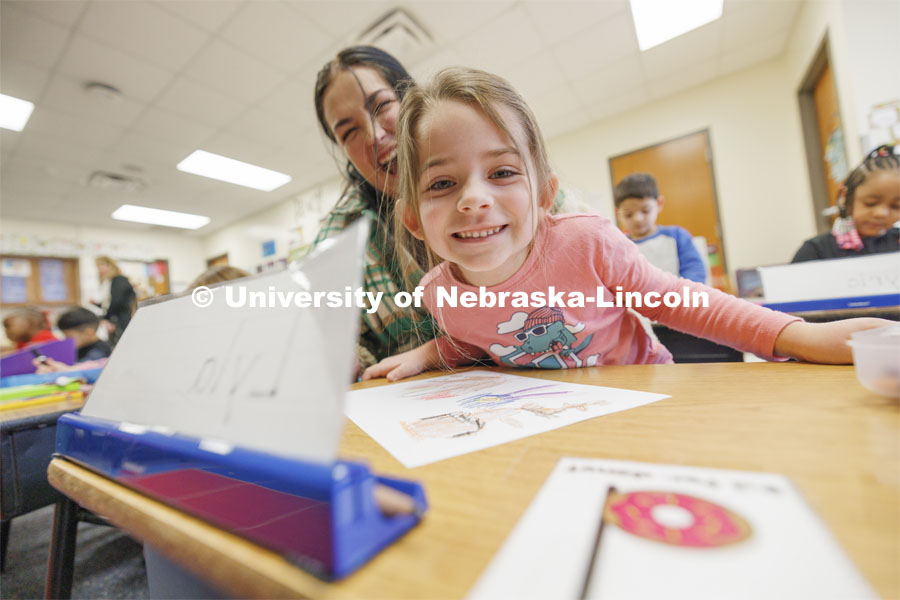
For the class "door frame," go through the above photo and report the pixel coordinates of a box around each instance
[798,34,843,235]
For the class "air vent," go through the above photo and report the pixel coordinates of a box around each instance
[87,170,146,193]
[357,8,433,64]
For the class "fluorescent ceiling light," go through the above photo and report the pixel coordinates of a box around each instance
[112,204,211,230]
[0,93,35,131]
[630,0,723,51]
[176,150,291,191]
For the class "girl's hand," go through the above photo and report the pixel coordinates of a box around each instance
[362,340,442,382]
[773,318,892,364]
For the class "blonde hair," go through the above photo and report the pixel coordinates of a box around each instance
[95,256,122,280]
[394,67,554,286]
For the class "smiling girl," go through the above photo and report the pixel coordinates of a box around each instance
[363,68,890,381]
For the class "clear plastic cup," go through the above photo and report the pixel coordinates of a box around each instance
[847,324,900,397]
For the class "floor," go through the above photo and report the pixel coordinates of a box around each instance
[1,505,148,599]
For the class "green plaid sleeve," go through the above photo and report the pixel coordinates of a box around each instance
[312,187,436,369]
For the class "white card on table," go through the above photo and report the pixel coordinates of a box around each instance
[469,457,875,600]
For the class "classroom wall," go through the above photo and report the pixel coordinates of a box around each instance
[0,218,206,301]
[839,0,900,152]
[200,177,344,273]
[546,56,814,274]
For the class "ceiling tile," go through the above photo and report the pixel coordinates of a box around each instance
[588,82,650,123]
[0,130,22,160]
[1,160,77,198]
[0,196,70,222]
[155,77,248,129]
[7,0,87,28]
[201,131,282,167]
[647,58,718,100]
[256,78,314,125]
[40,75,147,129]
[503,51,568,107]
[529,83,585,125]
[25,108,122,150]
[219,1,334,75]
[408,1,517,47]
[543,109,592,140]
[718,28,789,75]
[129,107,217,147]
[572,54,645,106]
[227,107,305,147]
[181,39,285,105]
[57,34,174,103]
[640,20,722,80]
[455,5,546,75]
[105,133,200,174]
[289,0,392,42]
[550,11,640,81]
[13,132,104,169]
[0,4,71,70]
[0,59,51,101]
[78,1,208,71]
[524,0,628,47]
[722,0,801,52]
[408,48,466,83]
[155,0,243,33]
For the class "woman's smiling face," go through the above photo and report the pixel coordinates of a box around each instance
[322,67,400,197]
[405,100,555,287]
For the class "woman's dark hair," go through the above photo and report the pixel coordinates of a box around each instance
[843,144,899,213]
[314,46,414,201]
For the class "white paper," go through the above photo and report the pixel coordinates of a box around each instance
[345,372,668,468]
[469,458,876,600]
[758,253,899,304]
[81,219,369,463]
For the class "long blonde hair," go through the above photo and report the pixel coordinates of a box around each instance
[394,67,554,290]
[95,255,122,281]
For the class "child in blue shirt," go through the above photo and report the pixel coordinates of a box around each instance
[614,173,707,283]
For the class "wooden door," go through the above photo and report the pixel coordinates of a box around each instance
[812,62,848,212]
[610,130,732,293]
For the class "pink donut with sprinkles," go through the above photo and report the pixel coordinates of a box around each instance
[604,490,751,547]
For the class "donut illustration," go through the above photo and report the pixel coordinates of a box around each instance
[603,490,751,547]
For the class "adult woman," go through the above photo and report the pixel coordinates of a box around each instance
[313,46,576,370]
[94,256,137,345]
[313,46,434,369]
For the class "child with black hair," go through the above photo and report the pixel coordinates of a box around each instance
[614,173,707,283]
[792,145,899,262]
[57,307,112,362]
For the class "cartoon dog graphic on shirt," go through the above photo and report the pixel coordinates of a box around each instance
[490,307,596,369]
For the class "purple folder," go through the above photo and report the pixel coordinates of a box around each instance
[0,338,76,377]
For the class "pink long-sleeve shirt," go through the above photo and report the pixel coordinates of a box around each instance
[420,214,800,368]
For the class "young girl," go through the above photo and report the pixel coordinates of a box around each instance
[363,67,889,381]
[792,145,899,262]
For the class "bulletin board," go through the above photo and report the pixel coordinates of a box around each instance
[0,255,80,306]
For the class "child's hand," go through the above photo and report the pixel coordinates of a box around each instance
[32,357,69,374]
[362,340,441,382]
[773,318,892,364]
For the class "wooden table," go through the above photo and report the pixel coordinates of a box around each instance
[47,363,899,598]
